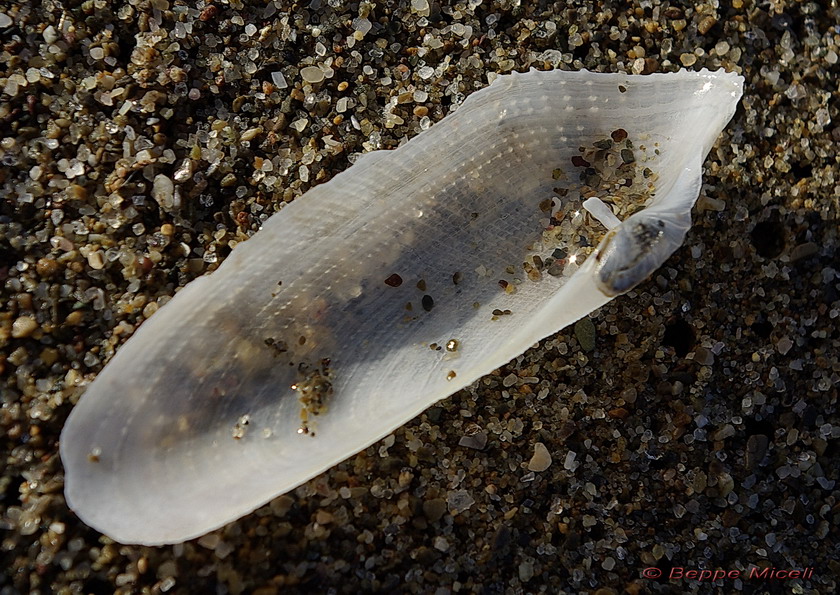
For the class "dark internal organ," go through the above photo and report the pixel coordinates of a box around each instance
[263,293,340,437]
[292,359,334,436]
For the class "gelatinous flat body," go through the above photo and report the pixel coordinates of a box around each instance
[60,69,744,545]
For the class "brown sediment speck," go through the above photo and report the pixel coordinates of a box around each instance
[384,273,403,287]
[611,128,628,142]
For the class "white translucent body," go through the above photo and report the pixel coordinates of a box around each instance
[60,69,744,545]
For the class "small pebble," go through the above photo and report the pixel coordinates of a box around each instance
[458,432,487,450]
[446,490,475,514]
[35,257,59,278]
[680,53,697,67]
[240,127,263,142]
[300,66,325,84]
[152,174,175,210]
[527,442,553,472]
[65,311,84,326]
[574,317,596,352]
[698,16,717,34]
[271,71,288,88]
[197,533,221,550]
[43,25,58,44]
[87,251,105,270]
[12,316,38,338]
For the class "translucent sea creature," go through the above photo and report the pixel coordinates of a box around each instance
[60,68,744,545]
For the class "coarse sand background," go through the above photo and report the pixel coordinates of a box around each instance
[1,0,839,593]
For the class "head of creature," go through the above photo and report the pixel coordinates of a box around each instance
[593,210,689,297]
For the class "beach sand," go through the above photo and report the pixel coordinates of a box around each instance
[1,0,838,593]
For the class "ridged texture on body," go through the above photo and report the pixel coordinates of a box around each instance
[60,68,744,544]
